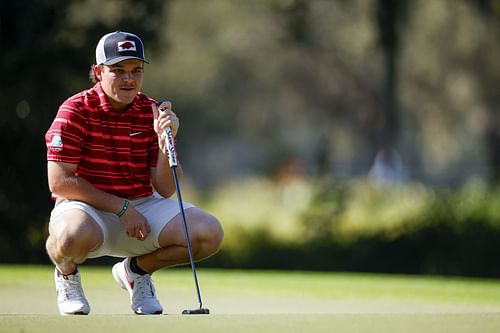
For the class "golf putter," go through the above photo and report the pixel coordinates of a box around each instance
[160,103,210,315]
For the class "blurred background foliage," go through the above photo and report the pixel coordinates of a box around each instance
[1,0,500,277]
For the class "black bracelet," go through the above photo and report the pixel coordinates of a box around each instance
[116,200,129,217]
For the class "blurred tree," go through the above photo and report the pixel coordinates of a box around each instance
[468,0,500,184]
[280,0,311,45]
[376,0,407,147]
[369,0,408,185]
[2,0,500,264]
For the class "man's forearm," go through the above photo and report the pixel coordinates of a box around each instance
[52,174,125,214]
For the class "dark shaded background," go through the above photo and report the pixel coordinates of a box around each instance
[2,0,500,276]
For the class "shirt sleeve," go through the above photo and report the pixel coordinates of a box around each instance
[45,100,87,164]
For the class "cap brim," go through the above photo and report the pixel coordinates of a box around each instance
[101,56,149,65]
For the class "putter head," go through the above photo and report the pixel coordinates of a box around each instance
[182,308,210,315]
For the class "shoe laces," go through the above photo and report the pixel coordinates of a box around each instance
[133,274,157,299]
[57,275,85,301]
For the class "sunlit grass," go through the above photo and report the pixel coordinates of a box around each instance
[2,265,500,333]
[2,265,500,306]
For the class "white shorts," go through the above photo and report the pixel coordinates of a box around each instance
[49,195,195,258]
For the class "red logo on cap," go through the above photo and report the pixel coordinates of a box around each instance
[118,41,137,52]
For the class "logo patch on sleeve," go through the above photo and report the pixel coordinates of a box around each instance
[49,134,63,152]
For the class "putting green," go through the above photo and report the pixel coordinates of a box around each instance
[1,265,499,332]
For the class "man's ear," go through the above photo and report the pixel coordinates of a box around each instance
[94,65,103,81]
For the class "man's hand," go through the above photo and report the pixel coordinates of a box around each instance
[119,205,151,241]
[152,101,179,154]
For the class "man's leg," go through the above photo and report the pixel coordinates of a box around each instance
[47,208,103,273]
[111,206,223,314]
[46,208,103,315]
[136,207,223,272]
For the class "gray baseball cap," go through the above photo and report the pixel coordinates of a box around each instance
[95,31,148,65]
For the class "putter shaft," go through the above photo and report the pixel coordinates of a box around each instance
[170,166,205,310]
[161,107,209,314]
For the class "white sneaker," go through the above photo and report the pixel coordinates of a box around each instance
[54,269,90,315]
[112,258,163,315]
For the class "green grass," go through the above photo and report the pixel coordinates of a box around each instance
[1,265,500,332]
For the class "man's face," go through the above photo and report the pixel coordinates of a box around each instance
[96,59,144,111]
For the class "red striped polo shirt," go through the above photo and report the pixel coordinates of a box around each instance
[45,83,159,199]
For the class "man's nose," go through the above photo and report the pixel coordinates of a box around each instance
[122,72,133,81]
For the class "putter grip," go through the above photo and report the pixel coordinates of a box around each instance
[158,102,178,167]
[164,127,178,167]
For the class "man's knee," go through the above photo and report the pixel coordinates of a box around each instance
[186,209,223,257]
[203,214,224,253]
[48,210,103,256]
[47,230,81,256]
